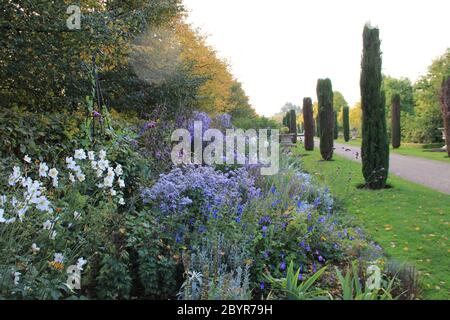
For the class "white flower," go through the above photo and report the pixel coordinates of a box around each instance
[52,178,59,188]
[0,195,6,206]
[118,179,125,188]
[21,177,31,188]
[31,243,40,254]
[50,230,57,240]
[0,208,16,224]
[74,211,81,220]
[106,167,115,178]
[76,257,87,271]
[103,176,114,188]
[114,164,123,176]
[8,166,21,186]
[88,151,95,161]
[39,162,49,177]
[110,189,117,196]
[35,196,51,212]
[118,198,125,205]
[91,160,98,170]
[54,253,64,263]
[97,159,109,171]
[76,171,85,182]
[66,157,77,171]
[43,220,53,230]
[69,173,75,183]
[96,169,103,178]
[11,196,18,208]
[99,149,107,160]
[13,272,21,286]
[48,168,58,179]
[74,149,87,160]
[17,205,29,222]
[24,155,31,163]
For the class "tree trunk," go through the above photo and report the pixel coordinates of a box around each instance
[441,76,450,157]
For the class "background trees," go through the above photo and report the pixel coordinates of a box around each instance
[391,94,401,149]
[0,0,183,112]
[360,24,389,189]
[317,79,334,161]
[403,50,450,143]
[0,1,261,125]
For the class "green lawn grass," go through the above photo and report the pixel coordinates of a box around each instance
[296,146,450,299]
[335,138,450,163]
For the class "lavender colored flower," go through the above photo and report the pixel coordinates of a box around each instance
[187,111,212,138]
[280,261,286,271]
[142,165,261,214]
[92,110,102,118]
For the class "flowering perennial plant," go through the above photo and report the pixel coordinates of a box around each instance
[0,149,126,299]
[142,165,261,215]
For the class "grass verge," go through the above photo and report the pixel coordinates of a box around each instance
[296,146,450,299]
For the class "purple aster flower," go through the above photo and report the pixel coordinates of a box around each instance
[280,261,286,271]
[313,197,321,208]
[260,282,265,290]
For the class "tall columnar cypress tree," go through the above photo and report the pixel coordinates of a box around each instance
[391,94,401,149]
[441,76,450,157]
[315,117,320,137]
[343,106,350,142]
[333,111,339,139]
[316,79,334,160]
[286,111,291,129]
[360,24,389,189]
[283,112,290,128]
[303,97,315,151]
[290,109,297,143]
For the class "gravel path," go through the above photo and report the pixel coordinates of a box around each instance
[319,140,450,195]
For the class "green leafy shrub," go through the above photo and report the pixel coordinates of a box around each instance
[265,261,329,300]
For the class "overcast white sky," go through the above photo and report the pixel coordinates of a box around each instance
[183,0,450,116]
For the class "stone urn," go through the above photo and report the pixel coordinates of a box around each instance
[279,133,296,147]
[351,128,359,140]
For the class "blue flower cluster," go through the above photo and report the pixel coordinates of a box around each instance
[187,111,212,138]
[141,165,261,214]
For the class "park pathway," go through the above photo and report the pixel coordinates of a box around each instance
[317,139,450,195]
